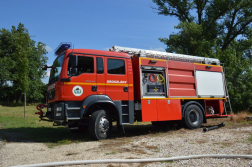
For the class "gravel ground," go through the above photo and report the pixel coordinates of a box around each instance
[0,121,252,167]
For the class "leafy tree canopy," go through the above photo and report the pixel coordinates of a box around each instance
[152,0,252,112]
[0,23,48,104]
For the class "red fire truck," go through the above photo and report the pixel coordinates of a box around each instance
[36,43,233,140]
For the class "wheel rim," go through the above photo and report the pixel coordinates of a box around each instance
[189,109,199,125]
[99,116,109,134]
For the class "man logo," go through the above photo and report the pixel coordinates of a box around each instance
[72,86,83,96]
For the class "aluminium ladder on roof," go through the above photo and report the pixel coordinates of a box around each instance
[110,46,220,65]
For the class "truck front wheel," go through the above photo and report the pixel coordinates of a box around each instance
[184,104,203,129]
[88,110,111,140]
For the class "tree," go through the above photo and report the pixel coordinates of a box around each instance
[0,23,48,108]
[12,24,31,117]
[152,0,252,112]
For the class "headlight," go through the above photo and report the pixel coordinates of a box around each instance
[56,107,62,112]
[56,113,62,116]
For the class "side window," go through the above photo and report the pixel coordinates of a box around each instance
[67,55,94,76]
[107,59,125,75]
[96,57,104,74]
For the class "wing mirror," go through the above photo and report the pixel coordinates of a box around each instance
[42,65,52,71]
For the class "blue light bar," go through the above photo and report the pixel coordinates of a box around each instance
[55,42,71,56]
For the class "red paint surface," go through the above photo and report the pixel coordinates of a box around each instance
[168,60,194,70]
[141,99,182,122]
[169,69,194,76]
[168,75,195,84]
[169,89,196,97]
[169,83,195,89]
[157,99,182,121]
[168,60,196,97]
[127,59,134,101]
[141,99,158,122]
[219,100,225,115]
[64,73,97,100]
[194,64,222,72]
[141,58,167,67]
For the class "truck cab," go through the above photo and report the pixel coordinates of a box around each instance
[42,43,134,139]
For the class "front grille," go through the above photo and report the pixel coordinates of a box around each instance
[67,109,80,117]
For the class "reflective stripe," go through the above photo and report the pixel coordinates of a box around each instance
[64,82,133,86]
[140,57,167,61]
[142,98,226,100]
[194,63,222,68]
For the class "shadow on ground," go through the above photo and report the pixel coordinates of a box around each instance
[0,123,183,143]
[0,127,90,143]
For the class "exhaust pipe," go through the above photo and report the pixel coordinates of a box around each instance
[203,122,225,132]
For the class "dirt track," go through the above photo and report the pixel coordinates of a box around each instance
[1,119,252,167]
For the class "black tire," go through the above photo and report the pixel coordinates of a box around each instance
[184,104,203,129]
[88,110,111,140]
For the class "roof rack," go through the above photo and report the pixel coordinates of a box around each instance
[110,46,220,65]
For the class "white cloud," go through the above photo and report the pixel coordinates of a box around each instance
[46,46,53,52]
[149,47,166,52]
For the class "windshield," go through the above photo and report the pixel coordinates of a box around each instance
[49,54,64,85]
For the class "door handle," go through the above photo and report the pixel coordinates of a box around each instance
[92,86,97,91]
[124,86,128,92]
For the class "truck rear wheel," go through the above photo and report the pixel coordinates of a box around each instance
[184,104,203,129]
[88,110,111,140]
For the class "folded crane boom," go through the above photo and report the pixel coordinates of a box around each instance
[110,46,220,65]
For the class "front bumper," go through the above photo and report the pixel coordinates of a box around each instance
[46,102,65,120]
[45,101,82,121]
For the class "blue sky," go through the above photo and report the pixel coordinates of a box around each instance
[0,0,179,84]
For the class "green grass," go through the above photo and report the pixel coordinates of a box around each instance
[0,105,90,147]
[105,152,117,155]
[239,120,252,124]
[0,105,165,146]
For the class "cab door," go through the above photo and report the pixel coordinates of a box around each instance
[104,57,129,101]
[64,54,97,100]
